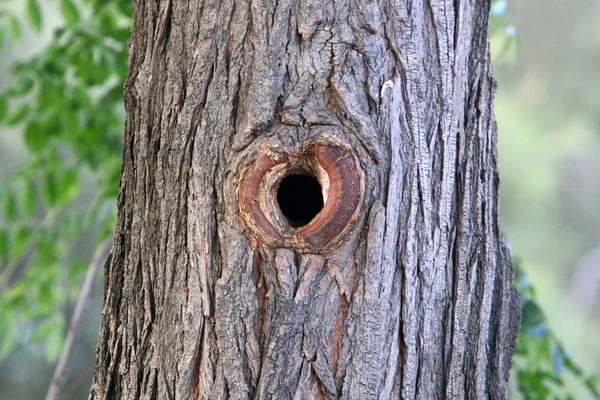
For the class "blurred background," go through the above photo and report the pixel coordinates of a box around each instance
[495,0,600,383]
[0,0,599,399]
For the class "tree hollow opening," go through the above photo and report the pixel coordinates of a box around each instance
[277,174,324,228]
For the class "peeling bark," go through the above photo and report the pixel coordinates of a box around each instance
[90,0,521,399]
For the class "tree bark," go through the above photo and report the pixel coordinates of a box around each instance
[90,0,521,399]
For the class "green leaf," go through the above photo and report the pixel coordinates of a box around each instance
[584,376,600,398]
[22,179,36,216]
[9,225,31,260]
[42,172,58,207]
[60,0,79,26]
[9,16,21,41]
[4,282,27,308]
[38,276,56,312]
[14,75,34,96]
[3,191,17,219]
[62,213,82,240]
[26,0,43,32]
[24,122,49,152]
[5,104,29,126]
[57,168,79,204]
[564,354,584,377]
[521,298,545,332]
[37,229,58,263]
[0,228,8,259]
[0,96,7,123]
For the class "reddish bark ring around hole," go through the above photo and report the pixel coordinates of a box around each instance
[239,143,362,250]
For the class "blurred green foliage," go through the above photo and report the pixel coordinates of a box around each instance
[0,0,597,398]
[0,0,130,361]
[494,0,600,391]
[512,259,600,399]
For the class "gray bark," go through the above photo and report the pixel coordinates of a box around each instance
[90,0,521,399]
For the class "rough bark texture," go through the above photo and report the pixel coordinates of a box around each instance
[90,0,521,399]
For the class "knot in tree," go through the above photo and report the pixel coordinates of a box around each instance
[239,143,362,250]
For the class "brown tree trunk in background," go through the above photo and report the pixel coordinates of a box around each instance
[90,0,520,399]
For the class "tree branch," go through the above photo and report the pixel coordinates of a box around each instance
[45,235,113,400]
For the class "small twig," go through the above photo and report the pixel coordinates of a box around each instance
[63,360,95,400]
[45,235,113,400]
[0,207,62,286]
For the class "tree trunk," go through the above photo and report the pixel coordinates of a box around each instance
[90,0,520,399]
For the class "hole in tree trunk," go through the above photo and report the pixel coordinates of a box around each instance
[239,144,362,248]
[277,174,324,228]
